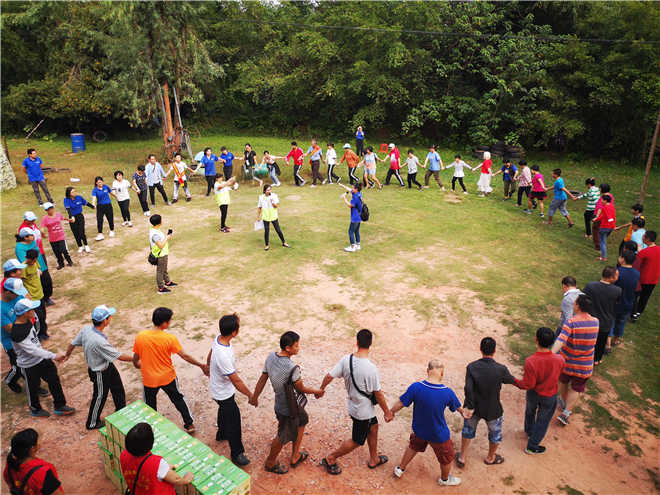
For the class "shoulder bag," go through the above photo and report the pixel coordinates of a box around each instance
[8,464,44,495]
[349,354,378,405]
[125,453,152,495]
[284,365,308,417]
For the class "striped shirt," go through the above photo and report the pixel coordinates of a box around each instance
[585,186,600,211]
[557,315,599,378]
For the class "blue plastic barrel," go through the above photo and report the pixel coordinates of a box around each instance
[70,133,86,153]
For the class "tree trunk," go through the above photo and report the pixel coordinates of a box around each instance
[0,137,17,191]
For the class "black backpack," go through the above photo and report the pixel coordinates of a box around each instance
[360,201,369,222]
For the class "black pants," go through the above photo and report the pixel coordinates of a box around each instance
[311,160,322,185]
[385,168,404,186]
[293,165,304,186]
[35,299,48,338]
[634,284,656,316]
[224,166,233,181]
[50,240,72,268]
[348,167,359,185]
[149,183,168,205]
[96,203,114,232]
[451,176,466,192]
[40,270,52,301]
[356,139,364,157]
[4,349,22,388]
[137,189,149,212]
[219,204,228,229]
[264,219,285,246]
[216,395,245,459]
[594,329,610,362]
[69,213,87,246]
[30,180,53,204]
[517,185,531,206]
[504,180,516,198]
[143,378,193,427]
[584,210,595,236]
[22,359,67,412]
[118,199,131,222]
[205,175,215,196]
[407,172,421,188]
[87,363,126,429]
[327,164,340,183]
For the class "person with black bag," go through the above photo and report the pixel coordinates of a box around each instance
[3,428,62,494]
[319,329,393,475]
[148,215,177,294]
[340,182,366,253]
[250,331,324,475]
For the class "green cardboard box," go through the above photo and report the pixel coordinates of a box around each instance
[193,473,235,495]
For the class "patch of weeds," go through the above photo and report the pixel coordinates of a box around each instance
[513,489,529,495]
[558,485,585,495]
[502,475,514,486]
[624,440,643,457]
[325,303,345,312]
[192,332,205,341]
[601,445,611,453]
[647,468,660,492]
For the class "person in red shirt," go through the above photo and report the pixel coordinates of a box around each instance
[514,327,565,454]
[4,428,62,495]
[285,142,305,187]
[384,143,404,186]
[591,183,613,252]
[594,194,616,261]
[632,231,660,320]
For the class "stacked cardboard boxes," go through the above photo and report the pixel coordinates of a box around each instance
[98,401,250,495]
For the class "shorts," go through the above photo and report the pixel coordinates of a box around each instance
[531,191,547,200]
[461,415,503,444]
[558,372,589,393]
[548,199,568,217]
[275,410,309,444]
[365,168,376,176]
[408,432,454,466]
[351,416,378,446]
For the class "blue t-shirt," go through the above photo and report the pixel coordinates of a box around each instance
[553,177,567,201]
[92,185,112,205]
[307,146,323,161]
[201,154,218,176]
[615,266,640,313]
[350,192,363,223]
[356,130,364,140]
[1,298,19,351]
[631,229,647,250]
[399,381,461,443]
[63,195,89,216]
[22,157,45,182]
[15,241,47,272]
[426,152,441,171]
[501,165,517,182]
[220,152,235,169]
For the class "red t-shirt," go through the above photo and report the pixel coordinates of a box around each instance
[634,245,660,285]
[285,148,304,166]
[40,213,66,243]
[480,159,492,174]
[515,351,565,397]
[120,451,175,495]
[595,202,616,229]
[388,148,400,169]
[3,458,62,495]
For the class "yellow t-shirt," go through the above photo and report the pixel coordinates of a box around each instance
[21,263,44,300]
[133,329,182,387]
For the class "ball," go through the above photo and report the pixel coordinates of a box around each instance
[233,183,239,190]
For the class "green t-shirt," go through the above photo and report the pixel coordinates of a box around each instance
[22,263,44,300]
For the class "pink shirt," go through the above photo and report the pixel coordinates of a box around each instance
[532,173,545,192]
[40,213,66,242]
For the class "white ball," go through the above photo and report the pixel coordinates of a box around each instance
[233,183,239,190]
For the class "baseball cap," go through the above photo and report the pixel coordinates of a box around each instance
[13,298,41,316]
[343,143,351,149]
[23,211,37,221]
[3,278,28,296]
[42,202,54,210]
[388,143,395,148]
[18,228,34,239]
[92,305,116,322]
[3,259,27,272]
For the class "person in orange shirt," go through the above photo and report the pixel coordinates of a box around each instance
[339,144,360,185]
[133,307,209,434]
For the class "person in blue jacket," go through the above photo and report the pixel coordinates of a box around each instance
[22,149,54,206]
[341,183,363,252]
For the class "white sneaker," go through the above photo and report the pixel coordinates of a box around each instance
[355,244,361,250]
[322,179,327,185]
[463,191,469,195]
[344,245,356,252]
[78,246,84,253]
[122,221,128,226]
[84,245,91,253]
[394,466,404,478]
[95,233,104,241]
[127,221,133,227]
[109,231,115,238]
[438,475,461,486]
[310,184,316,188]
[145,211,151,216]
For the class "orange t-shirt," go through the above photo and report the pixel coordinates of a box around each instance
[133,329,182,387]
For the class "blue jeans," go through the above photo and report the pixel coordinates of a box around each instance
[348,222,361,245]
[269,166,280,186]
[524,390,557,449]
[461,415,503,444]
[609,311,630,337]
[599,227,613,258]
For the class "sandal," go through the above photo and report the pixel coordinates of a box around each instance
[282,242,290,248]
[455,452,465,468]
[264,462,289,475]
[321,458,342,475]
[367,455,388,469]
[291,451,308,468]
[484,454,505,465]
[264,245,270,251]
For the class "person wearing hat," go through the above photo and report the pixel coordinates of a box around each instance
[15,228,54,308]
[40,203,73,270]
[1,258,25,295]
[63,305,133,429]
[10,298,75,417]
[1,277,28,393]
[18,211,46,256]
[385,143,405,187]
[22,148,53,205]
[22,250,48,341]
[339,144,360,186]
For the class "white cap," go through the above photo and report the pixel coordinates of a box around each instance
[18,228,34,239]
[42,202,54,210]
[343,143,351,149]
[388,143,395,149]
[23,211,37,221]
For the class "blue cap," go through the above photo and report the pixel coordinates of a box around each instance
[3,278,28,297]
[92,305,116,322]
[3,259,27,272]
[42,202,54,210]
[13,298,41,316]
[18,228,34,239]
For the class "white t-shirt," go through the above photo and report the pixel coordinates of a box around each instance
[171,161,188,181]
[112,179,131,202]
[326,149,337,165]
[405,156,419,174]
[209,337,237,401]
[157,459,170,480]
[257,192,279,210]
[330,354,381,420]
[149,228,165,250]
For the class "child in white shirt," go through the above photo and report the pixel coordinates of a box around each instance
[112,170,133,226]
[403,149,423,190]
[324,143,340,184]
[444,154,473,194]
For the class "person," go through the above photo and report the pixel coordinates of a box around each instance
[21,250,48,341]
[608,251,639,348]
[285,141,305,187]
[305,139,325,187]
[256,184,290,251]
[11,298,75,417]
[339,182,363,252]
[39,203,73,270]
[360,146,384,190]
[556,276,583,338]
[385,143,405,187]
[214,175,236,233]
[492,159,517,200]
[403,149,423,190]
[63,186,94,253]
[632,231,660,321]
[120,422,193,495]
[2,259,24,294]
[593,194,615,261]
[583,266,621,365]
[145,154,170,206]
[250,331,323,474]
[206,313,252,466]
[238,143,262,186]
[111,171,133,227]
[132,307,209,433]
[616,203,644,255]
[422,145,444,190]
[445,155,473,194]
[149,214,177,294]
[591,183,613,252]
[629,217,647,252]
[200,147,221,196]
[167,153,193,203]
[91,176,116,241]
[260,150,282,187]
[582,177,600,238]
[2,277,28,393]
[132,165,150,216]
[515,160,532,207]
[319,329,392,475]
[474,151,493,197]
[552,294,599,426]
[355,126,365,157]
[15,229,53,310]
[456,337,515,468]
[219,146,235,181]
[339,143,360,185]
[3,428,62,494]
[545,169,576,227]
[22,148,53,205]
[526,165,547,216]
[18,212,51,297]
[324,142,340,184]
[63,305,132,430]
[514,327,564,454]
[390,360,465,486]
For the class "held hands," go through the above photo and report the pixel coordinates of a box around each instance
[384,410,395,423]
[313,389,325,399]
[53,353,67,364]
[200,364,210,376]
[183,472,194,483]
[248,395,259,407]
[462,409,474,419]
